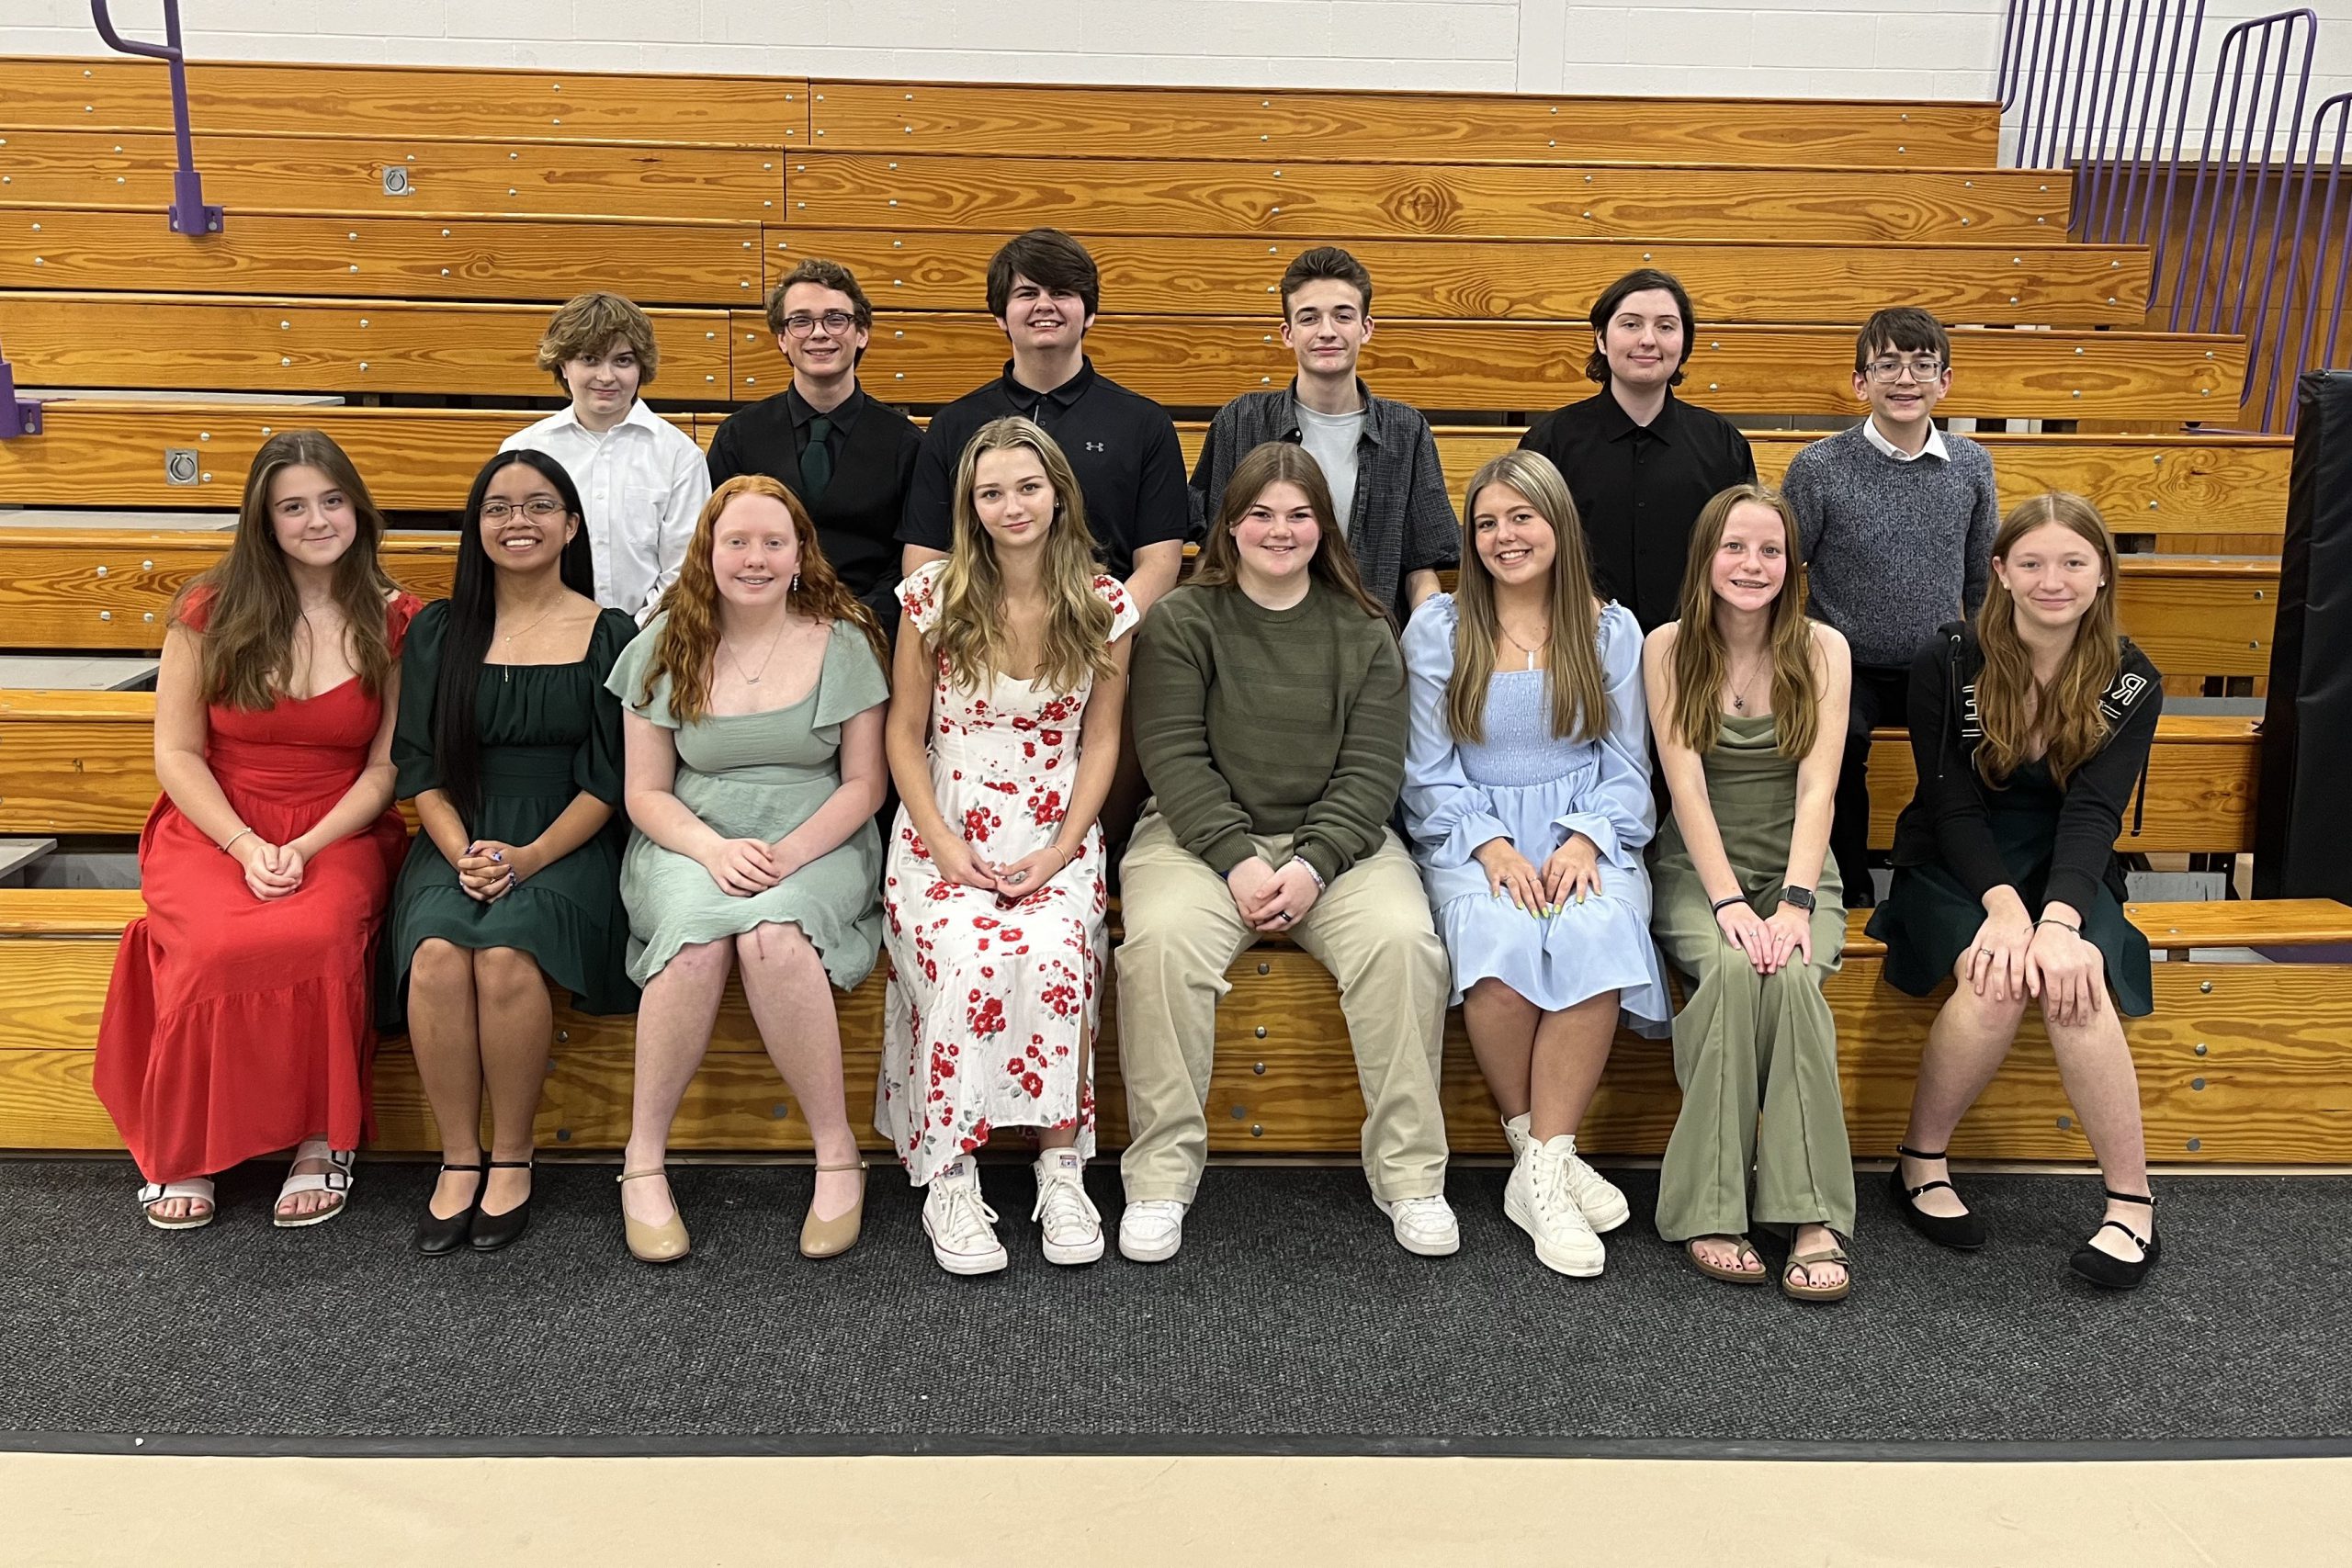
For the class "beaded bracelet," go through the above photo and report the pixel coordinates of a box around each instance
[1290,855,1327,891]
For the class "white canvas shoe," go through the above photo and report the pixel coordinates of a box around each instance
[1117,1199,1188,1263]
[1374,1193,1463,1257]
[1501,1112,1532,1162]
[1032,1149,1104,1266]
[922,1156,1008,1277]
[1506,1135,1607,1277]
[1555,1134,1631,1233]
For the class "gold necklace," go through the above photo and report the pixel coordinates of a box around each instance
[1498,622,1548,672]
[723,615,794,686]
[497,604,563,683]
[1728,654,1768,713]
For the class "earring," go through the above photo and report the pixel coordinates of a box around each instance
[790,572,801,591]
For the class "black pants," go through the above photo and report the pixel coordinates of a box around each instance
[1834,664,1912,909]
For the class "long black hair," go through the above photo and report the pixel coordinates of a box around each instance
[433,448,596,826]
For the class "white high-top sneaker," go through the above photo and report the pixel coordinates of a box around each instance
[922,1155,1008,1276]
[1555,1134,1630,1233]
[1031,1149,1104,1266]
[1506,1135,1606,1277]
[1501,1112,1533,1162]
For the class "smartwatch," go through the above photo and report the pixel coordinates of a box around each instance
[1779,885,1817,913]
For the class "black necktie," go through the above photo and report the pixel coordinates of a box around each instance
[800,414,834,502]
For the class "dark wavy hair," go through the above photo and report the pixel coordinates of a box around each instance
[1586,267,1697,387]
[433,448,595,826]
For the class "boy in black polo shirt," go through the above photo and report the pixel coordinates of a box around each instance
[1520,267,1756,631]
[897,228,1192,615]
[707,257,922,625]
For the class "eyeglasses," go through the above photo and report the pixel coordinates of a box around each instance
[782,310,858,338]
[481,499,567,522]
[1865,356,1945,382]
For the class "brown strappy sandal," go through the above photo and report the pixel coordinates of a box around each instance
[1781,1245,1853,1303]
[1684,1234,1769,1286]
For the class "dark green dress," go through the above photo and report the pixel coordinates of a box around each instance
[1868,757,2154,1018]
[378,600,641,1031]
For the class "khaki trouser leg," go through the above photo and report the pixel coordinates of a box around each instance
[1114,811,1255,1205]
[1289,830,1453,1202]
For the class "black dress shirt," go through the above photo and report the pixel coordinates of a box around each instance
[706,382,922,619]
[1519,388,1758,631]
[897,357,1193,581]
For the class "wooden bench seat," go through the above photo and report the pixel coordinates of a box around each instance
[3,888,2346,1163]
[788,153,2070,243]
[0,686,2262,852]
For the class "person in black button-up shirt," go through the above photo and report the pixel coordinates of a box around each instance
[1520,268,1757,632]
[707,259,922,626]
[897,230,1191,615]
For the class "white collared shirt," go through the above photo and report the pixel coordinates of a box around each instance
[1861,415,1950,464]
[502,399,710,623]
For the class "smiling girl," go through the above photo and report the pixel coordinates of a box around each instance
[1875,492,2165,1290]
[96,431,419,1231]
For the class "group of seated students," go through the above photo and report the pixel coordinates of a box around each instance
[94,229,2167,1303]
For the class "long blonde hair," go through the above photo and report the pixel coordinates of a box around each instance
[932,417,1116,692]
[1446,451,1610,745]
[641,474,885,726]
[176,429,401,710]
[1666,483,1822,759]
[1973,491,2122,786]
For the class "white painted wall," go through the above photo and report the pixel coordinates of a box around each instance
[5,0,2350,123]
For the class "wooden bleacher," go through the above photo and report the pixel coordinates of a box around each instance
[3,55,2340,1170]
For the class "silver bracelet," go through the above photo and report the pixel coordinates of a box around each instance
[220,826,256,855]
[1290,855,1327,890]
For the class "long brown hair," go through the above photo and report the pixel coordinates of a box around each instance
[1973,491,2122,786]
[1190,442,1389,621]
[931,417,1117,693]
[1665,483,1822,759]
[641,474,885,726]
[174,429,400,710]
[1446,450,1610,745]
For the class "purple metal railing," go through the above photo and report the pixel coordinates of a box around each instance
[89,0,223,236]
[2267,93,2352,430]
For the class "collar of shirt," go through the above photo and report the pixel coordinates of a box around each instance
[787,381,866,436]
[1589,385,1684,446]
[1277,378,1385,447]
[1861,416,1949,463]
[548,397,666,442]
[999,356,1097,415]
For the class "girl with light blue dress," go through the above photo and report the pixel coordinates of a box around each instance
[1402,450,1669,1280]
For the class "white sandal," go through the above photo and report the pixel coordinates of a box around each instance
[273,1138,355,1229]
[138,1178,217,1231]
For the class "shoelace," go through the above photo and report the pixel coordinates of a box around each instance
[1389,1196,1453,1233]
[1125,1199,1184,1231]
[1532,1152,1581,1222]
[932,1180,1001,1250]
[1032,1168,1101,1236]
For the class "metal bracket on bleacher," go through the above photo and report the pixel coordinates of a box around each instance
[0,355,40,441]
[90,0,226,238]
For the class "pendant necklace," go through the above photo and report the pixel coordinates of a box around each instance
[725,616,793,686]
[1729,655,1767,713]
[1499,623,1548,672]
[497,605,561,683]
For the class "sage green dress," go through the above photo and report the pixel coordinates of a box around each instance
[379,600,640,1031]
[1649,713,1855,1242]
[605,614,889,990]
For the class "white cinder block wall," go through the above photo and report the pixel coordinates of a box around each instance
[5,0,2350,121]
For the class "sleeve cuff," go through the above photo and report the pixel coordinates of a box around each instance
[1201,830,1257,878]
[2042,871,2102,919]
[1552,812,1623,865]
[1294,840,1344,888]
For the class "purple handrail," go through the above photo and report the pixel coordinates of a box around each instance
[2270,93,2352,431]
[89,0,223,236]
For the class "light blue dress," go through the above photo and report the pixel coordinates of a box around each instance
[1401,594,1671,1032]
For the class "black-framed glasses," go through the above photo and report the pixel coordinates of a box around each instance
[783,310,858,338]
[1865,355,1944,382]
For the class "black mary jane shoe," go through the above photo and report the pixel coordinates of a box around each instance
[2068,1190,2161,1291]
[413,1158,488,1256]
[469,1159,535,1252]
[1888,1144,1989,1251]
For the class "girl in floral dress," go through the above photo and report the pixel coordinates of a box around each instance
[878,416,1137,1276]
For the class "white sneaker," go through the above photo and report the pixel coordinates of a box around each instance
[1555,1134,1630,1233]
[1501,1112,1532,1162]
[1374,1193,1462,1257]
[1118,1198,1187,1263]
[922,1156,1007,1276]
[1507,1135,1606,1277]
[1032,1149,1104,1266]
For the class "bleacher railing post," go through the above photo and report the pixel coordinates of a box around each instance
[0,352,41,441]
[89,0,223,236]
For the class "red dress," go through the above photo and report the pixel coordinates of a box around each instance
[95,592,422,1183]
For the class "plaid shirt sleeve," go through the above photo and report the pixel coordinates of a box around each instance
[1395,412,1461,575]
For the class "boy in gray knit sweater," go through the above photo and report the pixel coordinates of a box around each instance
[1783,307,1999,906]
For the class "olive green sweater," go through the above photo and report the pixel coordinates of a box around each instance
[1131,580,1407,885]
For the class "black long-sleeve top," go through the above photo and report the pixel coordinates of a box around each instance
[1888,621,2163,915]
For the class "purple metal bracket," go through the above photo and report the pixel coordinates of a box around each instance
[90,0,223,236]
[0,350,41,440]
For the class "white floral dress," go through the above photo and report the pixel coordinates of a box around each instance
[876,559,1138,1183]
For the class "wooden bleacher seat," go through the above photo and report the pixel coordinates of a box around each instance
[4,888,2346,1163]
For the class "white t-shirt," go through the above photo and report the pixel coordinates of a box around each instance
[1295,403,1366,539]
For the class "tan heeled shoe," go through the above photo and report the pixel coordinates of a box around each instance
[618,1168,690,1265]
[799,1159,867,1258]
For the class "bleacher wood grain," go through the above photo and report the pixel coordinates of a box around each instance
[2111,558,2278,679]
[805,80,1998,167]
[0,292,734,399]
[787,153,2072,242]
[0,129,784,222]
[0,207,761,307]
[735,313,2245,419]
[0,57,802,147]
[775,229,2154,326]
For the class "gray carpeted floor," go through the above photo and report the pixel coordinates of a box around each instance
[2,1157,2345,1454]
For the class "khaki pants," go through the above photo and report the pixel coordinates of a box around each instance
[1115,810,1451,1206]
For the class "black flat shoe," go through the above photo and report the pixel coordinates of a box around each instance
[2069,1189,2160,1290]
[1889,1145,1988,1250]
[413,1158,487,1256]
[469,1159,534,1252]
